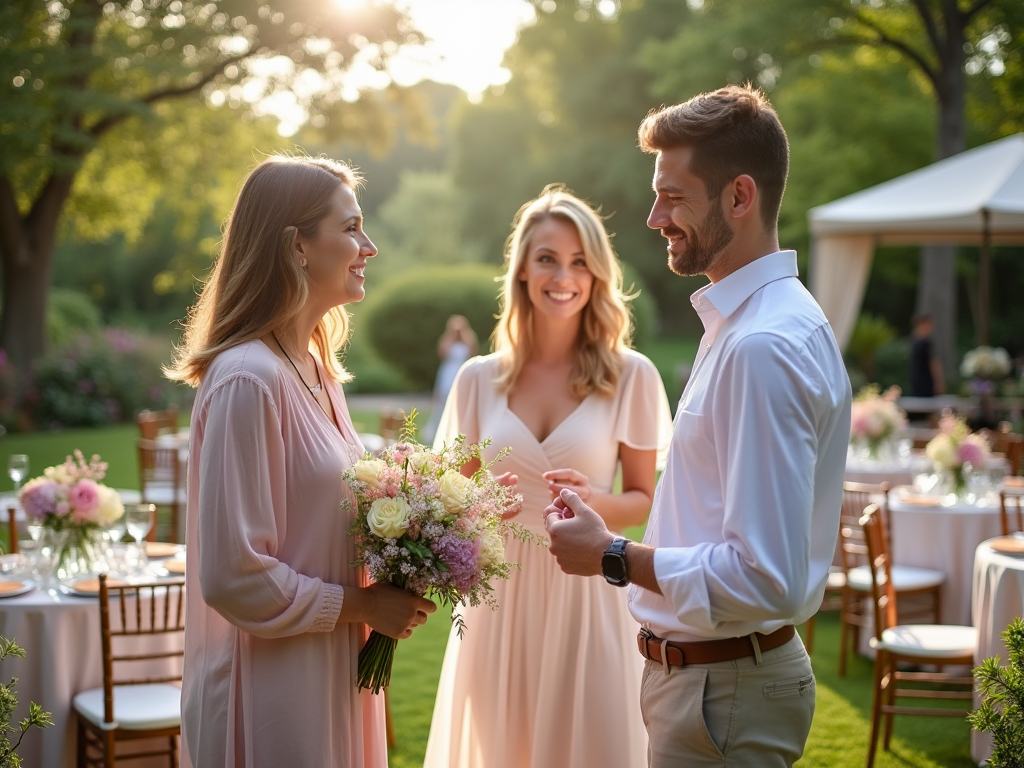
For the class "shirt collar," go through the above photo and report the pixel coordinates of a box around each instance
[691,250,798,320]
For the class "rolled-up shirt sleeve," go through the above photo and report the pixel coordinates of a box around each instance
[653,332,825,630]
[197,373,344,638]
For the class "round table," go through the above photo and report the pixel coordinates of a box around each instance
[0,582,182,768]
[971,538,1024,765]
[889,487,1004,626]
[845,453,1009,488]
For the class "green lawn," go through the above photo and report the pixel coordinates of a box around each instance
[3,420,979,767]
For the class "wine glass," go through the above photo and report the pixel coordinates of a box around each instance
[124,504,156,572]
[7,454,28,493]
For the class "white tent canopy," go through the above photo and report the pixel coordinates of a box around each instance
[808,133,1024,350]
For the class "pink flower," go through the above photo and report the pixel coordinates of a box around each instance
[18,477,59,520]
[957,441,985,468]
[69,479,101,521]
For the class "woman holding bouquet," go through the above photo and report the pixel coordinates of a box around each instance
[167,155,435,768]
[424,185,672,768]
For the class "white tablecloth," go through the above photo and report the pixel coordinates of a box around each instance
[845,454,1009,488]
[0,584,181,768]
[889,489,1004,626]
[971,539,1024,765]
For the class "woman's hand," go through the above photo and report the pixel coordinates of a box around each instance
[494,471,521,519]
[542,468,591,502]
[347,582,437,640]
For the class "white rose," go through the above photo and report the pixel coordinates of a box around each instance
[477,529,505,570]
[407,452,435,476]
[95,485,124,526]
[352,459,387,489]
[438,471,473,514]
[44,464,74,485]
[926,434,958,470]
[366,496,411,539]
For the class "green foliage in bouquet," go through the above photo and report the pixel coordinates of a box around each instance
[970,617,1024,768]
[0,636,53,768]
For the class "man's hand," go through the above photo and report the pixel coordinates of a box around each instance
[543,488,615,577]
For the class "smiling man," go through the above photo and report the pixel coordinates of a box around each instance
[544,85,852,767]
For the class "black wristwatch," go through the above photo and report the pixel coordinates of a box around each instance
[601,537,630,587]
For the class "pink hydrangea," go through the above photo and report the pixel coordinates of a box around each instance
[18,477,58,520]
[69,479,101,521]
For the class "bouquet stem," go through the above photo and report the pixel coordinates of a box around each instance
[356,630,397,694]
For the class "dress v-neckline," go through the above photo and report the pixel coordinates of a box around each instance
[261,340,350,442]
[504,393,590,446]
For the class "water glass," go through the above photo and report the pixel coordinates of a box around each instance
[124,503,156,571]
[7,454,28,492]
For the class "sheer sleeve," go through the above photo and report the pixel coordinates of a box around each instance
[196,373,344,638]
[431,357,483,450]
[612,351,674,467]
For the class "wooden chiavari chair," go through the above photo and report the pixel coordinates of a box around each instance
[5,506,17,554]
[837,482,944,676]
[135,408,179,441]
[860,505,976,768]
[136,439,186,543]
[999,487,1024,536]
[73,574,186,768]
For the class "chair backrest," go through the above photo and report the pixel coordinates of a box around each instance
[840,481,891,572]
[5,506,16,555]
[1000,488,1024,536]
[379,409,406,444]
[137,438,182,490]
[136,407,179,441]
[98,573,186,726]
[859,504,898,637]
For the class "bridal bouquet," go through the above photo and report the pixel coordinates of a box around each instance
[343,412,527,693]
[19,450,123,577]
[850,385,906,459]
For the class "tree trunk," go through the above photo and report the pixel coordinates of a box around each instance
[915,5,967,382]
[0,174,75,423]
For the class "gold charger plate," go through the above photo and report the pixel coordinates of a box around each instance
[63,577,129,596]
[163,558,185,574]
[989,536,1024,555]
[146,542,180,558]
[897,491,944,506]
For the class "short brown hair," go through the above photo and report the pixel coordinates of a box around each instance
[166,155,362,386]
[638,85,789,228]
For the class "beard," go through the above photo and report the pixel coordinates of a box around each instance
[665,201,734,277]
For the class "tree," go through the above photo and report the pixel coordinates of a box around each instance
[642,0,1024,372]
[0,0,422,412]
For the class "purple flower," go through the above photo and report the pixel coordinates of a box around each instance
[19,477,59,520]
[433,535,479,593]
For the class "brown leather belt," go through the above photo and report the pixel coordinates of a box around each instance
[637,625,796,668]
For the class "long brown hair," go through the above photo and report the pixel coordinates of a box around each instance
[166,154,361,386]
[492,185,633,399]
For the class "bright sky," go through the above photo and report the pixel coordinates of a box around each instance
[389,0,538,96]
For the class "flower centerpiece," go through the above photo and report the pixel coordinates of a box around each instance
[961,346,1012,396]
[343,411,529,694]
[925,414,991,499]
[18,451,123,579]
[850,385,907,460]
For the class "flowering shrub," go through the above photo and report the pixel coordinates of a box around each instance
[850,385,906,456]
[343,411,531,693]
[30,328,186,430]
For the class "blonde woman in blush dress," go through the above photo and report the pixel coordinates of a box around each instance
[166,155,436,768]
[423,185,672,768]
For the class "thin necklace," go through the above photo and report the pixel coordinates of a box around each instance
[272,332,328,416]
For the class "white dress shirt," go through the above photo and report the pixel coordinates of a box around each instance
[628,251,851,642]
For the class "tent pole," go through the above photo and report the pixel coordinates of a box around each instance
[979,208,991,346]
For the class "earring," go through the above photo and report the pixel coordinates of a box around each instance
[299,258,307,268]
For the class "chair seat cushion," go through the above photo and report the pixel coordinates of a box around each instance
[847,564,945,592]
[826,570,847,590]
[142,482,187,505]
[73,684,181,730]
[870,624,978,658]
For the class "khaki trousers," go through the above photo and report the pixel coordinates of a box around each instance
[640,635,814,767]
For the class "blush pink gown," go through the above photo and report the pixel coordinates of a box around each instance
[423,350,672,768]
[180,340,387,768]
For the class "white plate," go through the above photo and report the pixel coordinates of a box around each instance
[0,580,35,599]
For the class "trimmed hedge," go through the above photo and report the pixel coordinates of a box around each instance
[362,265,502,391]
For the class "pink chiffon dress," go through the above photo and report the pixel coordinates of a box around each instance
[180,340,387,768]
[423,350,673,768]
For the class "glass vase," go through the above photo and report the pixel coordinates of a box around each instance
[49,524,106,581]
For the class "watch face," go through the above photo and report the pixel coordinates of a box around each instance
[602,552,627,583]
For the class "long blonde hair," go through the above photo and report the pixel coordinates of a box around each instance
[166,155,361,387]
[492,184,633,399]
